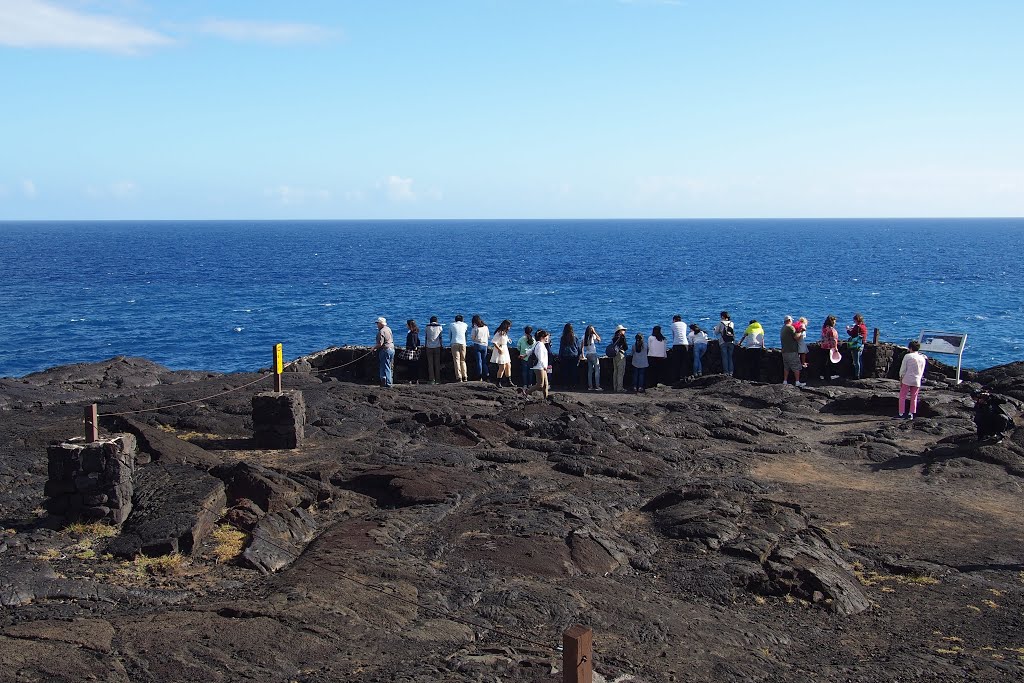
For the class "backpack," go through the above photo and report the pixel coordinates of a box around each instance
[605,341,617,358]
[847,334,863,350]
[720,322,735,344]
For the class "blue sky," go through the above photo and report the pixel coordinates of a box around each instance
[1,0,1022,219]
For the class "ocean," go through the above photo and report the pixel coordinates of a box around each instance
[1,219,1022,377]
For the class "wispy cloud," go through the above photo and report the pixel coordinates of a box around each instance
[265,185,331,205]
[384,176,416,202]
[86,180,139,199]
[0,0,173,54]
[198,19,338,45]
[21,179,37,198]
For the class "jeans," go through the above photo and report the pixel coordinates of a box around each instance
[425,346,441,383]
[471,343,489,379]
[692,344,707,375]
[378,347,395,386]
[851,347,863,379]
[521,356,533,387]
[720,341,734,375]
[450,343,467,381]
[586,353,601,388]
[612,354,625,391]
[632,366,647,391]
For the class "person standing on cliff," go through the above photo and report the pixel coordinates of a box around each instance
[846,313,869,379]
[470,315,491,382]
[670,314,690,382]
[780,316,805,387]
[491,319,514,387]
[715,311,735,376]
[631,332,649,392]
[610,324,629,392]
[423,316,444,384]
[449,314,469,382]
[374,317,395,388]
[523,329,552,399]
[516,326,536,389]
[819,315,841,382]
[896,339,927,420]
[737,320,765,381]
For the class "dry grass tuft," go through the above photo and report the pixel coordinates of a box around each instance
[132,553,188,576]
[210,524,247,564]
[67,521,118,539]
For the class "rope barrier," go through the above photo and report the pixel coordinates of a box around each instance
[305,350,376,376]
[96,374,270,417]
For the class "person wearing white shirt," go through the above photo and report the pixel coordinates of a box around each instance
[714,311,736,376]
[670,314,690,382]
[448,314,469,382]
[523,329,552,399]
[687,324,709,376]
[896,340,928,419]
[490,319,514,387]
[647,325,668,386]
[470,314,491,381]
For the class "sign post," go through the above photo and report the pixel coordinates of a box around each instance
[273,343,284,392]
[917,330,968,384]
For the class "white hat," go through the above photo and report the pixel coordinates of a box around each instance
[376,317,387,325]
[615,324,627,331]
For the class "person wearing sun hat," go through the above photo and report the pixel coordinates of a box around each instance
[374,317,395,387]
[610,324,629,392]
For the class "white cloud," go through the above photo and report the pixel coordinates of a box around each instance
[85,180,140,199]
[265,185,331,205]
[198,19,337,45]
[21,179,37,198]
[384,176,416,202]
[109,179,137,197]
[0,0,173,54]
[0,184,9,198]
[633,175,711,202]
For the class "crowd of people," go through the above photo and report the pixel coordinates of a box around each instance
[372,311,879,396]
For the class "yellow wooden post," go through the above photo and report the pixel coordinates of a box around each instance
[273,343,284,392]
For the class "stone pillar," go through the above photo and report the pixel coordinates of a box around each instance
[252,390,306,449]
[45,434,136,524]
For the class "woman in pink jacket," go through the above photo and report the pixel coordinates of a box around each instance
[818,315,840,383]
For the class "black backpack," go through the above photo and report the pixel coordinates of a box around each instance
[720,323,735,343]
[605,342,617,358]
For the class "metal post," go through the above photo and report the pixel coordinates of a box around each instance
[872,328,879,345]
[84,404,98,443]
[563,625,593,683]
[273,343,284,392]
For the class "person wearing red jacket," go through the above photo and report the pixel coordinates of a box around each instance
[846,313,869,379]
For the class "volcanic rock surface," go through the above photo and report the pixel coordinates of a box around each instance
[1,358,1022,681]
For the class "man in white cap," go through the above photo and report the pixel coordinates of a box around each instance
[374,317,395,387]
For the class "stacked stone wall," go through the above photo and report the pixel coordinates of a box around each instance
[45,435,136,524]
[252,391,306,449]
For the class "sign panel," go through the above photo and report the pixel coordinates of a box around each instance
[274,343,284,374]
[918,331,967,356]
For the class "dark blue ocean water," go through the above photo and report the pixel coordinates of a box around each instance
[1,219,1022,377]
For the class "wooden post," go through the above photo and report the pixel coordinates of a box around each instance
[563,625,593,683]
[872,328,879,344]
[84,403,98,443]
[273,343,284,392]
